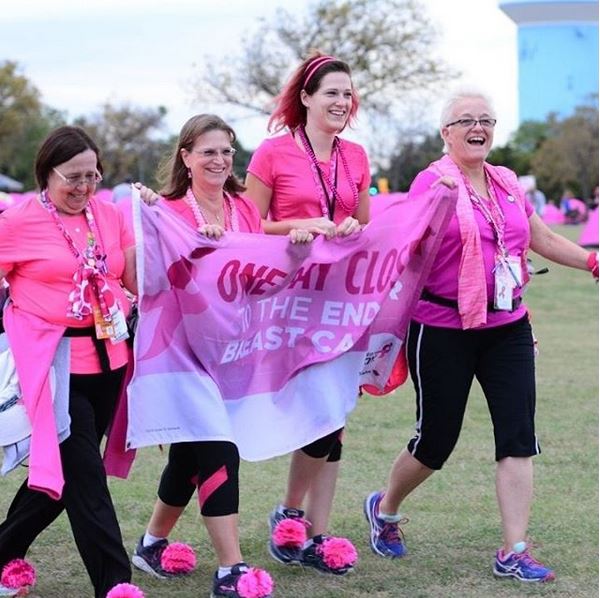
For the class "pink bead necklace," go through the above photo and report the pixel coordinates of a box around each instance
[184,187,239,232]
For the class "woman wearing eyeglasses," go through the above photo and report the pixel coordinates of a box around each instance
[244,50,370,576]
[0,126,136,597]
[130,114,309,598]
[364,89,597,583]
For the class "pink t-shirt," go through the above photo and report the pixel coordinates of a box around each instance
[162,193,263,233]
[0,196,135,372]
[410,169,534,329]
[247,132,370,224]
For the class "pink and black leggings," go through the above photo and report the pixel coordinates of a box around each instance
[158,441,240,517]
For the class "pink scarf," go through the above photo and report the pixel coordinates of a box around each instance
[429,155,528,329]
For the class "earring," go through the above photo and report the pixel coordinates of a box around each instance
[187,168,192,179]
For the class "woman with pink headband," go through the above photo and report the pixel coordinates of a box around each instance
[245,49,371,576]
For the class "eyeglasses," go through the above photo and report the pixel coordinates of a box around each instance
[191,148,237,159]
[53,167,103,187]
[445,118,497,129]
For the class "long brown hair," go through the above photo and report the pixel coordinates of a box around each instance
[158,114,245,200]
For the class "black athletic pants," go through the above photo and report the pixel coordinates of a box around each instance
[0,368,131,598]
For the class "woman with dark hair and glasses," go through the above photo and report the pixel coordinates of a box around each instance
[0,126,137,597]
[244,50,370,576]
[131,114,315,598]
[364,88,597,583]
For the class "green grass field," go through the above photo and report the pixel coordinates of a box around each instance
[2,225,598,597]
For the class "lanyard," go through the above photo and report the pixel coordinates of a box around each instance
[39,191,106,271]
[184,188,240,233]
[39,191,112,321]
[462,171,508,257]
[297,126,359,221]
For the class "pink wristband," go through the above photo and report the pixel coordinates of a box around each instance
[587,251,598,279]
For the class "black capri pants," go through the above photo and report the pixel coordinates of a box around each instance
[158,440,240,517]
[301,428,344,462]
[405,315,541,470]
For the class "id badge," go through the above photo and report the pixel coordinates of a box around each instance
[494,258,515,311]
[108,304,130,345]
[93,305,113,339]
[507,255,523,287]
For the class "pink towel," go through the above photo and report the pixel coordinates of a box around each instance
[429,156,528,329]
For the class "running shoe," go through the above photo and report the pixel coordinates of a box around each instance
[363,491,407,558]
[493,546,556,582]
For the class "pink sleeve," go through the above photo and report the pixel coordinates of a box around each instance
[118,205,135,249]
[0,210,17,272]
[236,195,264,233]
[247,141,274,189]
[408,170,438,199]
[358,146,371,192]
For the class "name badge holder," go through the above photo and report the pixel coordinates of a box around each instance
[463,172,523,312]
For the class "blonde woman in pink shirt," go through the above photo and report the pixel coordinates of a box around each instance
[364,89,598,583]
[0,126,137,597]
[245,50,370,576]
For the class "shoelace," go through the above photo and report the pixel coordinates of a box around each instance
[281,511,311,530]
[515,550,545,568]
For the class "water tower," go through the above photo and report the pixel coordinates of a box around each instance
[499,0,598,122]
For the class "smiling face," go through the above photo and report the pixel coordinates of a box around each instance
[181,129,234,193]
[302,71,353,134]
[47,149,99,214]
[441,96,495,169]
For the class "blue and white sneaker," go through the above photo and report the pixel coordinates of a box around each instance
[493,546,556,582]
[363,491,407,558]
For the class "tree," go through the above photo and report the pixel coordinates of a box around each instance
[487,118,551,176]
[192,0,454,139]
[0,61,64,189]
[531,105,599,201]
[74,104,170,187]
[6,106,66,189]
[376,132,442,191]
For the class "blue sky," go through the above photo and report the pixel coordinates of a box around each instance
[1,0,518,148]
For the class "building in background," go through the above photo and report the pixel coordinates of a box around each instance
[499,0,598,122]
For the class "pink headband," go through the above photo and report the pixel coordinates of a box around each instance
[303,56,336,87]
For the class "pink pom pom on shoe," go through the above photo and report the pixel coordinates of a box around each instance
[0,559,36,592]
[106,582,145,598]
[160,542,196,574]
[237,568,273,598]
[272,518,307,548]
[320,537,358,569]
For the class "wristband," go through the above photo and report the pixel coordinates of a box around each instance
[587,251,598,280]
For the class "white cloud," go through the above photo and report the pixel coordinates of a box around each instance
[1,0,519,147]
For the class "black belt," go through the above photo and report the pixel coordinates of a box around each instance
[64,326,111,373]
[420,289,522,313]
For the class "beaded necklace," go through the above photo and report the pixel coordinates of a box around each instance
[297,126,359,220]
[184,187,240,232]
